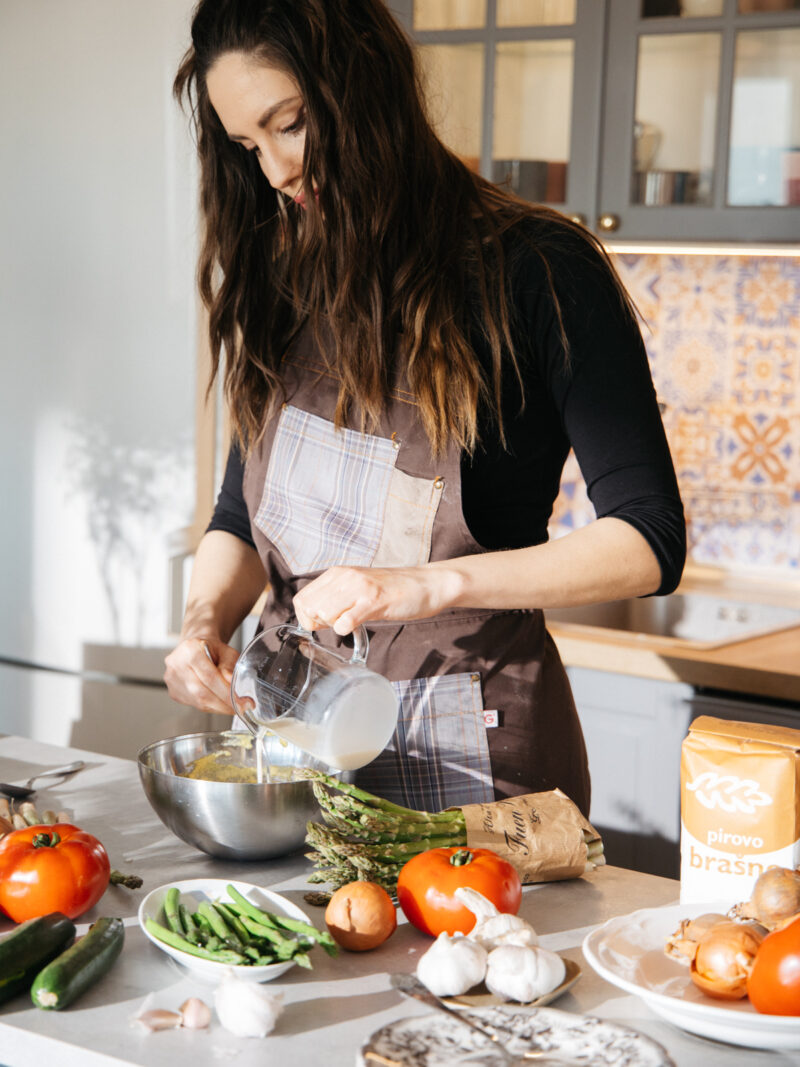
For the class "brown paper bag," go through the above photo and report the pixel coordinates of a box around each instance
[460,788,602,883]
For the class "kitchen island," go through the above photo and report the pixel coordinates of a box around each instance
[0,734,798,1067]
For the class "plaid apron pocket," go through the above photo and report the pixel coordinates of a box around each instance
[254,405,398,572]
[254,405,443,572]
[356,672,495,810]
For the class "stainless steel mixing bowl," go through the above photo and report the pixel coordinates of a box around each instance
[137,731,320,861]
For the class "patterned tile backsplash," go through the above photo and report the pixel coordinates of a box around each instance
[549,252,800,575]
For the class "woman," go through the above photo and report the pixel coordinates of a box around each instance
[164,0,685,817]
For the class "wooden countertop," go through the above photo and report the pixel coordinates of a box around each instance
[548,567,800,704]
[550,623,800,702]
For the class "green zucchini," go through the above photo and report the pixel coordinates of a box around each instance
[0,911,76,1004]
[31,916,124,1010]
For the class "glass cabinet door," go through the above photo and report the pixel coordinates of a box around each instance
[728,27,800,206]
[601,0,800,241]
[417,43,485,170]
[412,0,486,30]
[493,38,574,203]
[632,32,721,206]
[403,0,605,222]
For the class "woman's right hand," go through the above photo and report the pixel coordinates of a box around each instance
[163,636,240,716]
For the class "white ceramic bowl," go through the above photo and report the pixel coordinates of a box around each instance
[138,877,313,983]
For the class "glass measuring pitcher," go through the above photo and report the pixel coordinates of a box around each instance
[230,623,398,772]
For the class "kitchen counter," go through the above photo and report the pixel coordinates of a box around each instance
[548,569,800,704]
[1,733,798,1067]
[549,622,800,702]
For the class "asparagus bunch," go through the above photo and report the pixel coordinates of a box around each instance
[302,772,466,898]
[301,771,606,902]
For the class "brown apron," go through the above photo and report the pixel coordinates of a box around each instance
[242,327,591,816]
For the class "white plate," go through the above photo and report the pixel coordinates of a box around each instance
[138,877,312,983]
[358,1005,675,1066]
[582,902,800,1051]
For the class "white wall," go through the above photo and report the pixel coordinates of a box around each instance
[0,1,203,748]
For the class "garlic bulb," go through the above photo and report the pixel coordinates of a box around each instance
[454,887,538,950]
[214,974,283,1037]
[485,944,566,1003]
[416,931,488,997]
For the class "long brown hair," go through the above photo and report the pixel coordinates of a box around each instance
[175,0,633,455]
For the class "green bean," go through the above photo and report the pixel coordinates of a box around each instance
[224,885,276,925]
[145,919,246,965]
[225,884,339,957]
[198,900,244,948]
[215,901,253,944]
[236,913,294,948]
[263,913,338,955]
[193,912,214,942]
[179,904,201,944]
[164,888,184,936]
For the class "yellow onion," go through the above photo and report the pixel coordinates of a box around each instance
[324,880,397,951]
[731,867,800,930]
[665,913,727,961]
[690,921,766,1000]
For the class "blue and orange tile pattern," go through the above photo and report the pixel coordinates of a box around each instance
[549,253,800,573]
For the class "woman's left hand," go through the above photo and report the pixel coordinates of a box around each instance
[292,565,459,635]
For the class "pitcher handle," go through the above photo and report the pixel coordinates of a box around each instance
[291,623,370,665]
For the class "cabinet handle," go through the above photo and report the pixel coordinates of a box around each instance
[567,213,587,227]
[597,213,621,233]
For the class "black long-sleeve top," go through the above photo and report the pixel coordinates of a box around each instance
[208,219,686,594]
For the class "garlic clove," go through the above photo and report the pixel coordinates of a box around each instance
[453,886,538,951]
[454,886,501,920]
[491,926,539,949]
[136,1009,183,1032]
[469,913,539,950]
[179,997,212,1029]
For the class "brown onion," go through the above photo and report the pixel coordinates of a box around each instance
[665,913,728,961]
[731,867,800,930]
[690,921,765,1000]
[324,880,397,951]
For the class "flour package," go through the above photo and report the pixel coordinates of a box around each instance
[680,715,800,906]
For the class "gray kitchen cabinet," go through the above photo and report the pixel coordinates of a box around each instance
[393,0,800,242]
[566,667,694,879]
[601,0,800,241]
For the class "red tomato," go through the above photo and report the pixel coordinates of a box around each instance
[0,823,110,922]
[397,846,522,937]
[748,915,800,1015]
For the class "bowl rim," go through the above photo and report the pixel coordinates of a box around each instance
[137,877,312,981]
[136,730,315,785]
[137,729,255,763]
